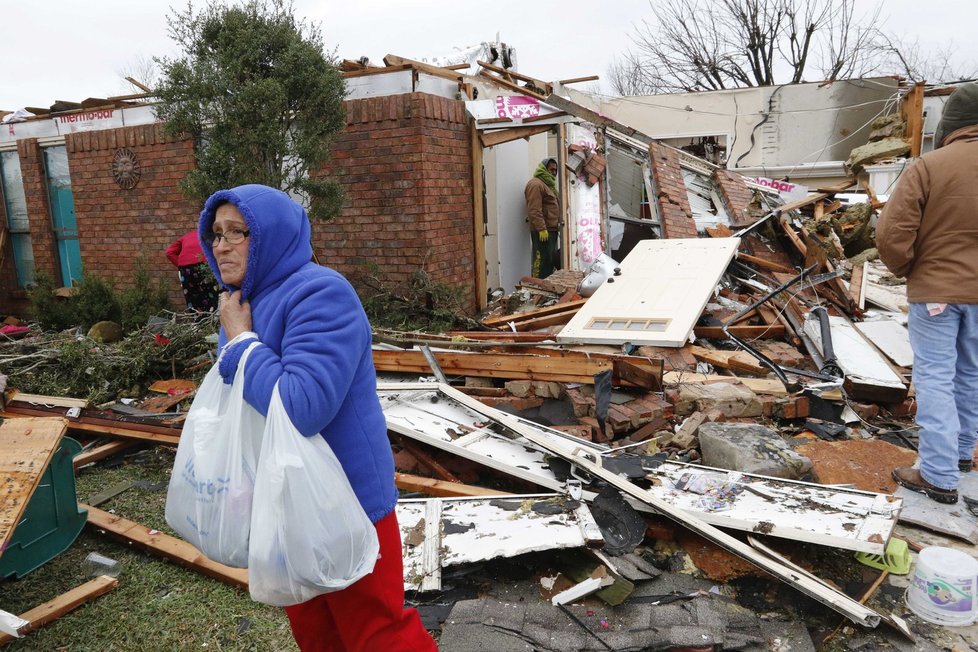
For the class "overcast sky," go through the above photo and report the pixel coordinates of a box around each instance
[2,0,976,110]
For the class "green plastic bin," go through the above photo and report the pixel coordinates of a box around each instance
[0,437,88,579]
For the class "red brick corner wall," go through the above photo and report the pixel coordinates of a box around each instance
[648,141,698,239]
[65,124,200,307]
[713,169,755,227]
[317,92,476,313]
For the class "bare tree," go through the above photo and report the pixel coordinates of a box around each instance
[621,0,880,94]
[872,33,978,84]
[608,55,658,96]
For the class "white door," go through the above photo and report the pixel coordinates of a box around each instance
[557,237,740,347]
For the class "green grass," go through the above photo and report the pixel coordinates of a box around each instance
[0,444,298,651]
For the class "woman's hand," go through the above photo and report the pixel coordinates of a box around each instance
[219,290,252,340]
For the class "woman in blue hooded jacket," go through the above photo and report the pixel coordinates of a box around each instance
[199,184,436,652]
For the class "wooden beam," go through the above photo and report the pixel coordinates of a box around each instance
[901,82,925,157]
[0,576,118,645]
[477,70,548,101]
[849,262,866,310]
[1,407,180,445]
[124,76,152,93]
[83,504,248,590]
[6,391,89,409]
[688,345,770,376]
[447,331,554,343]
[382,54,465,84]
[73,440,139,469]
[394,472,511,498]
[479,124,553,148]
[557,75,600,85]
[374,349,617,385]
[470,120,488,312]
[482,299,589,328]
[736,253,796,274]
[476,60,551,94]
[341,63,413,78]
[522,110,568,123]
[395,437,462,483]
[693,324,786,339]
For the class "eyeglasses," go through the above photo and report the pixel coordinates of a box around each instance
[203,228,250,246]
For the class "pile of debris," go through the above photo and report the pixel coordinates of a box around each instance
[3,178,977,649]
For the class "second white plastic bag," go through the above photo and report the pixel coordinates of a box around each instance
[165,342,263,568]
[248,383,380,606]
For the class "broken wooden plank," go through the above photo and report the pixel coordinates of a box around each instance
[482,299,589,329]
[849,262,866,310]
[480,124,554,148]
[5,392,89,409]
[374,349,611,386]
[854,319,912,368]
[1,407,180,445]
[83,504,248,590]
[0,417,68,556]
[0,575,118,645]
[736,253,796,274]
[73,441,139,469]
[447,331,555,343]
[688,345,770,376]
[395,472,512,498]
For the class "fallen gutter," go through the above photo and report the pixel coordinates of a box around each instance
[433,383,884,628]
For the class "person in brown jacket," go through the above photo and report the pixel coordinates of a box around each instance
[876,82,978,504]
[525,157,561,279]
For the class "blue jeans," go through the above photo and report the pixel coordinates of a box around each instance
[908,303,978,490]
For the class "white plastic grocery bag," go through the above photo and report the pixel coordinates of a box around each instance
[247,383,380,606]
[165,341,264,567]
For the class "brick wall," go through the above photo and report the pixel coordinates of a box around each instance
[1,91,477,316]
[65,124,199,307]
[712,169,755,227]
[17,139,60,282]
[647,142,698,239]
[317,92,475,312]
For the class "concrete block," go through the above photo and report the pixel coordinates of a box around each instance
[677,382,762,418]
[698,422,813,479]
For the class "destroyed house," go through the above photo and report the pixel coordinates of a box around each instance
[0,56,773,317]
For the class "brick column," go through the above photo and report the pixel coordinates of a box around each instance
[647,141,697,239]
[17,138,60,281]
[713,169,755,227]
[318,92,476,313]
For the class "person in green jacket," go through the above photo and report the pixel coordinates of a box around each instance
[525,157,561,279]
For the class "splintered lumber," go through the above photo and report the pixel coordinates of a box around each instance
[4,392,89,409]
[0,417,68,556]
[395,472,512,498]
[82,504,248,590]
[1,405,180,446]
[736,253,796,275]
[447,331,555,343]
[0,576,118,645]
[374,349,659,388]
[688,345,770,376]
[482,299,588,330]
[73,440,139,469]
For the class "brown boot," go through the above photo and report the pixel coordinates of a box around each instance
[892,467,958,504]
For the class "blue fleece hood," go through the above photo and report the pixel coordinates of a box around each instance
[198,184,313,300]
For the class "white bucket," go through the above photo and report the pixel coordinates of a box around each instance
[906,546,978,626]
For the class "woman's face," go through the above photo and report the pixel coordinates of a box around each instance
[211,203,249,287]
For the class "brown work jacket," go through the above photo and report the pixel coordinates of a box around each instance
[525,177,559,232]
[876,125,978,304]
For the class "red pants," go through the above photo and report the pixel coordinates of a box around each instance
[284,510,437,651]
